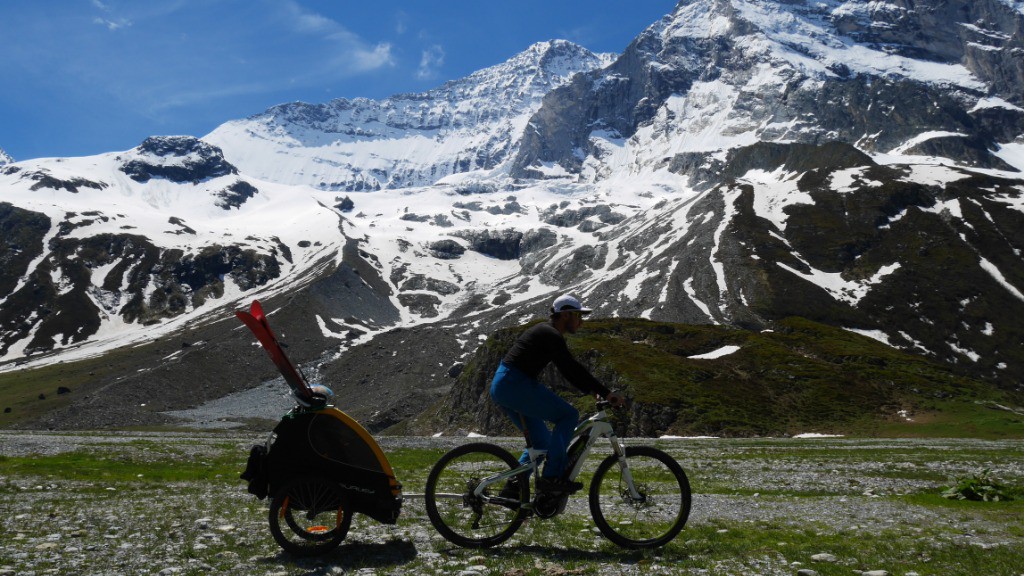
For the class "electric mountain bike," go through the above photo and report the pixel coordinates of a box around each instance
[423,399,691,549]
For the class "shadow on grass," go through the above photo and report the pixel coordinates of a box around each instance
[437,542,690,564]
[261,539,688,571]
[261,538,418,570]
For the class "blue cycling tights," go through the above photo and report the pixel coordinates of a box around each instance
[490,362,579,478]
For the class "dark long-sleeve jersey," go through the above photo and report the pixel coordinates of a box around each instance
[501,321,610,397]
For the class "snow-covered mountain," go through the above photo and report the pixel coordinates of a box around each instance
[0,136,348,358]
[204,40,615,191]
[0,148,12,166]
[0,40,617,369]
[514,0,1024,178]
[2,0,1024,430]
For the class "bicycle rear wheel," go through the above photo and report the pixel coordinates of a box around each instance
[589,445,691,548]
[424,442,529,548]
[269,474,352,556]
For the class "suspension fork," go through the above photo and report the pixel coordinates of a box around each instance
[608,433,644,501]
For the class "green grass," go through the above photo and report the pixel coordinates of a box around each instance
[862,400,1024,439]
[559,317,1024,438]
[0,361,86,426]
[0,441,446,485]
[0,337,167,427]
[2,435,1023,575]
[0,450,238,484]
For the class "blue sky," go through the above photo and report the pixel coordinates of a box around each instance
[0,1,674,161]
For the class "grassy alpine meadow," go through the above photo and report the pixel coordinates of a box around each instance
[1,432,1023,576]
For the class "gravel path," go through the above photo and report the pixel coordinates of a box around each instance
[2,432,1022,575]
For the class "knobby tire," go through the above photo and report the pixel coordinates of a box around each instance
[589,445,691,548]
[424,442,529,548]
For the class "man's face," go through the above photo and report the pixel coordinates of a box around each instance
[563,310,584,334]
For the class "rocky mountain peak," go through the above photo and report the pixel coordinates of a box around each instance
[651,0,1024,97]
[256,39,609,133]
[0,147,12,166]
[512,0,1024,179]
[502,39,614,79]
[119,136,238,183]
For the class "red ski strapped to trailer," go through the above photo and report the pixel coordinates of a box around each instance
[235,300,315,403]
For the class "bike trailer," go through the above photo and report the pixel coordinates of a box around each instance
[243,405,403,524]
[236,300,403,555]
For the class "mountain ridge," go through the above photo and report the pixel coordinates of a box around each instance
[204,39,614,191]
[513,0,1024,180]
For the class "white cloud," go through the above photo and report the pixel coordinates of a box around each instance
[91,0,131,30]
[288,10,335,34]
[93,17,132,31]
[351,43,395,73]
[280,0,395,74]
[417,44,445,80]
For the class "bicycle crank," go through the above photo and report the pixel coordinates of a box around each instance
[533,492,569,519]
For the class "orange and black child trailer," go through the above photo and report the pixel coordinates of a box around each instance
[236,300,403,555]
[263,407,403,524]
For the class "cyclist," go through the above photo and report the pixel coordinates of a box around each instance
[490,294,625,494]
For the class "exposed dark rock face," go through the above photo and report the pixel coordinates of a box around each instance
[452,229,524,260]
[520,228,558,254]
[542,204,627,230]
[427,239,466,260]
[542,244,608,286]
[400,275,460,295]
[832,0,1024,104]
[398,293,442,317]
[511,27,691,177]
[120,136,238,183]
[453,197,523,215]
[0,203,49,299]
[23,171,108,194]
[335,196,355,212]
[787,77,1021,170]
[719,141,877,180]
[130,244,282,323]
[214,181,258,209]
[0,217,282,357]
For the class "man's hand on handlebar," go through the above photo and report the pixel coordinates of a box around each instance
[600,390,626,408]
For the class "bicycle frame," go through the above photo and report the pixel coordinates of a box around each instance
[473,406,643,503]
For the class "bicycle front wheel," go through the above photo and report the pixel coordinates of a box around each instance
[268,474,352,556]
[589,445,691,548]
[424,442,529,548]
